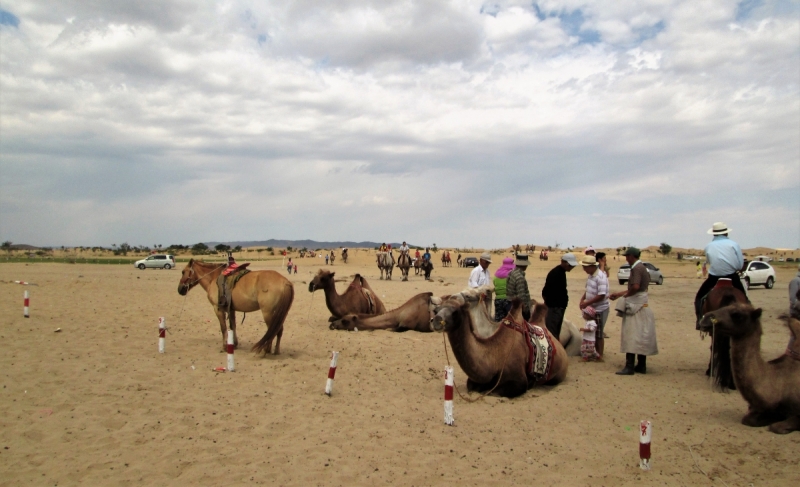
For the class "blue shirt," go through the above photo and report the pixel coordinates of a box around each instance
[704,236,744,276]
[423,252,431,261]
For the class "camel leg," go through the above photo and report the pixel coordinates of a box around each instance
[742,408,784,427]
[768,415,800,435]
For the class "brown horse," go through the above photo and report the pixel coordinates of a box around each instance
[432,286,568,398]
[702,283,749,390]
[178,259,294,355]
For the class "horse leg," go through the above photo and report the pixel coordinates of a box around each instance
[228,309,239,348]
[273,324,284,355]
[216,308,227,351]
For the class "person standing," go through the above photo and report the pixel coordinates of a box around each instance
[542,253,579,338]
[506,254,532,321]
[694,222,746,325]
[325,254,329,265]
[468,253,492,288]
[579,254,609,358]
[579,306,602,362]
[493,257,515,321]
[696,260,702,279]
[610,247,657,375]
[789,264,800,310]
[702,261,708,279]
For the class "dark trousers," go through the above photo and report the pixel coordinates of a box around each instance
[545,307,565,338]
[494,299,512,321]
[694,273,747,321]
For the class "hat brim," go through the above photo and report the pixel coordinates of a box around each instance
[708,228,731,235]
[580,262,597,266]
[514,260,530,266]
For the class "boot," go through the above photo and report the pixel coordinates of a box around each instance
[616,353,635,375]
[634,355,647,374]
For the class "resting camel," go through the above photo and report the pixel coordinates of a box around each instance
[699,304,800,434]
[397,252,412,281]
[329,292,446,332]
[177,259,294,354]
[431,285,568,398]
[309,270,386,320]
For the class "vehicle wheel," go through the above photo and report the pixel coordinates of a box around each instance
[619,280,626,285]
[138,264,146,270]
[765,277,774,289]
[657,276,664,285]
[164,264,171,270]
[743,277,750,290]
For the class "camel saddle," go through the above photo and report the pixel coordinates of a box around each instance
[501,318,555,384]
[348,276,378,314]
[217,266,251,312]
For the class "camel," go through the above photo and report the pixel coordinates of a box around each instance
[431,285,569,398]
[559,319,582,357]
[702,282,749,390]
[308,270,386,320]
[397,252,412,281]
[414,256,422,275]
[329,292,446,332]
[699,304,800,434]
[177,259,294,354]
[341,248,348,264]
[330,251,336,265]
[377,251,394,280]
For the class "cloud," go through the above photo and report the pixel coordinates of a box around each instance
[0,0,797,250]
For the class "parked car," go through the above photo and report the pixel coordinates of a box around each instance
[462,256,479,268]
[617,262,664,286]
[739,261,776,289]
[134,254,176,270]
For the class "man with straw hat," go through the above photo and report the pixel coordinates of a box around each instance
[693,222,747,326]
[506,254,533,321]
[468,252,493,288]
[610,247,657,375]
[542,252,579,338]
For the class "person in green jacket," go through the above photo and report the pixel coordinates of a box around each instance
[493,257,515,321]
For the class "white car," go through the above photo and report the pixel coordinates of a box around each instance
[740,261,776,289]
[134,254,176,270]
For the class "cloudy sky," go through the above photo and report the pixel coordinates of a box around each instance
[1,0,798,250]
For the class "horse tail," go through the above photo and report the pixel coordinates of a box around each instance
[710,332,736,391]
[252,280,295,355]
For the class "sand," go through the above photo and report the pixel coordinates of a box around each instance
[1,249,798,486]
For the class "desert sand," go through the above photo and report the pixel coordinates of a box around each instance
[1,249,798,486]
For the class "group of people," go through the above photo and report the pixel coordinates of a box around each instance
[467,244,655,374]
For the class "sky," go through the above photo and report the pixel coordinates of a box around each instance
[0,0,798,251]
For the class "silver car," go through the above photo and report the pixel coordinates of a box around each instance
[134,254,176,270]
[617,262,664,286]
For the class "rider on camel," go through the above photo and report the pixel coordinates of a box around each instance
[379,243,388,252]
[399,241,410,256]
[694,222,748,326]
[423,247,431,264]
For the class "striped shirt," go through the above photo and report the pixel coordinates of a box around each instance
[585,269,609,312]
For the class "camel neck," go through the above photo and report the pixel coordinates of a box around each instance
[730,328,769,400]
[447,308,515,384]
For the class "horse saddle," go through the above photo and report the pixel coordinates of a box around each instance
[501,318,555,384]
[217,267,251,312]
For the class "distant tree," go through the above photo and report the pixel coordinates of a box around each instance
[192,242,209,255]
[266,247,273,252]
[287,246,293,252]
[233,245,242,252]
[659,243,672,257]
[431,243,438,253]
[113,242,132,256]
[1,241,12,255]
[215,244,231,252]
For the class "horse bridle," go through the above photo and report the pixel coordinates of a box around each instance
[181,263,225,290]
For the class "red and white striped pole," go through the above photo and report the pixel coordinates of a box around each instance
[444,366,454,425]
[639,420,652,470]
[325,351,339,395]
[158,317,166,353]
[226,330,235,371]
[23,290,30,318]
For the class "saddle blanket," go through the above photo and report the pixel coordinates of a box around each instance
[502,318,555,384]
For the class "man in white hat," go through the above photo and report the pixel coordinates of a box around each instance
[507,254,533,321]
[468,253,493,288]
[542,252,579,338]
[694,222,747,325]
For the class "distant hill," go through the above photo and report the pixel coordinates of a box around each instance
[205,239,413,250]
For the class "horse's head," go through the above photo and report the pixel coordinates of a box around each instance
[309,269,333,293]
[178,259,198,295]
[699,303,762,338]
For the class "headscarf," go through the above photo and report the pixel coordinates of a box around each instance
[494,257,515,279]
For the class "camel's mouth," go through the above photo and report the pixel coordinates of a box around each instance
[308,282,316,293]
[697,314,715,333]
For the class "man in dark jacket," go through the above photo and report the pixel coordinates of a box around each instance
[542,252,578,338]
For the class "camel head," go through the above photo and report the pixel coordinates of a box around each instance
[309,269,334,293]
[699,303,763,338]
[432,294,468,332]
[330,314,358,331]
[177,259,196,296]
